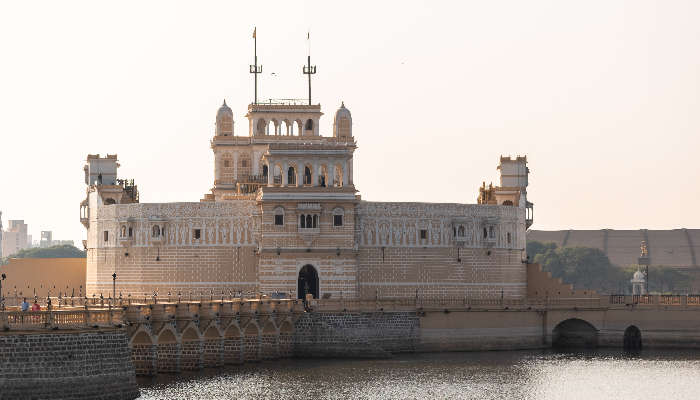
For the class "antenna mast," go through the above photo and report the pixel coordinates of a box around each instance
[249,27,262,104]
[303,31,317,105]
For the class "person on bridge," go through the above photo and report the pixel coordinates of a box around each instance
[21,298,29,312]
[31,301,40,311]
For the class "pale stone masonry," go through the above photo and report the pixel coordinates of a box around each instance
[82,96,533,301]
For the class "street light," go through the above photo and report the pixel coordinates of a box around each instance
[112,273,117,300]
[0,273,6,310]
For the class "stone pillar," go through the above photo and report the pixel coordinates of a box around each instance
[252,153,259,176]
[313,160,319,187]
[282,162,288,187]
[342,160,349,187]
[267,163,274,187]
[233,152,239,181]
[348,157,353,185]
[297,163,304,186]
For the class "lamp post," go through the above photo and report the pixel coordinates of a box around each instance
[112,273,117,300]
[0,273,6,310]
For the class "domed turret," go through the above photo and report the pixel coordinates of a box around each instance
[216,100,234,136]
[333,102,352,138]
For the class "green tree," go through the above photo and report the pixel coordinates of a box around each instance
[1,244,85,265]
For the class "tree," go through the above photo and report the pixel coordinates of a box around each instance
[1,244,85,265]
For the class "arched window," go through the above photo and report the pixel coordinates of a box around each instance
[489,226,495,238]
[262,165,268,179]
[120,226,126,238]
[312,215,318,228]
[334,165,343,187]
[288,167,296,185]
[300,214,306,228]
[306,215,313,228]
[128,227,133,237]
[483,227,488,238]
[507,232,511,244]
[305,119,313,131]
[152,225,161,237]
[304,166,312,185]
[319,165,328,187]
[457,225,465,237]
[502,200,514,206]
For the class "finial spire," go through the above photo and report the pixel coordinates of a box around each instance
[303,30,317,106]
[249,27,262,104]
[223,99,227,106]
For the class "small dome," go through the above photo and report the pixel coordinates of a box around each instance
[333,102,352,138]
[217,100,233,118]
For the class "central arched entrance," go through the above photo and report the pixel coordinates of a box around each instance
[552,318,598,349]
[624,325,642,351]
[298,264,319,299]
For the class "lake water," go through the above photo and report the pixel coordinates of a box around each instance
[137,349,700,399]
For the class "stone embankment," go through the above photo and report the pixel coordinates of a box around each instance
[4,293,700,399]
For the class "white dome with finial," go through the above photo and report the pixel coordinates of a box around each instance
[217,99,233,118]
[333,102,352,138]
[216,99,234,136]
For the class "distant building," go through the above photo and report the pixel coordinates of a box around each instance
[1,219,30,258]
[40,231,53,248]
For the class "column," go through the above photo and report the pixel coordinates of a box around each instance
[252,153,259,176]
[342,160,349,187]
[267,163,273,186]
[313,160,320,187]
[348,157,353,185]
[297,162,304,186]
[282,162,288,187]
[233,152,239,181]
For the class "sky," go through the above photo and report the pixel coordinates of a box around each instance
[0,0,699,246]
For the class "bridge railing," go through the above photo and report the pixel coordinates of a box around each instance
[1,307,123,331]
[608,294,700,307]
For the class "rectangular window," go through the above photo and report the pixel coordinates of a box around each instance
[193,229,201,240]
[224,160,230,167]
[274,215,284,226]
[241,160,248,167]
[334,215,343,227]
[420,229,427,240]
[103,231,109,242]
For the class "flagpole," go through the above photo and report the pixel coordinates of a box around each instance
[249,27,261,105]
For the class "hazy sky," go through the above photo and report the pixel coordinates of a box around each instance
[1,0,699,246]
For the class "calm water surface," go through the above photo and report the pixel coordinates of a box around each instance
[137,350,700,399]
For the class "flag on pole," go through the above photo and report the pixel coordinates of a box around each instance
[253,27,256,39]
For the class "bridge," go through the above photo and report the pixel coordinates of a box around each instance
[3,294,700,376]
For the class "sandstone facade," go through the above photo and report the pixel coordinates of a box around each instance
[82,100,533,301]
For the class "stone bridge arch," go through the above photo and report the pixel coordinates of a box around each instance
[278,319,294,358]
[129,328,156,376]
[552,318,598,349]
[623,325,642,351]
[243,321,261,362]
[180,324,203,371]
[203,325,224,368]
[155,326,179,373]
[223,323,243,364]
[261,320,279,360]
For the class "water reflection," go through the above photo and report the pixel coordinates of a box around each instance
[137,349,700,400]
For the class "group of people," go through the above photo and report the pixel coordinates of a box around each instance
[20,298,41,312]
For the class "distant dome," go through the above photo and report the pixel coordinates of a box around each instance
[216,99,234,136]
[217,100,233,118]
[333,102,352,138]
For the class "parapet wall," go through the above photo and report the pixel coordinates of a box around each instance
[0,329,138,400]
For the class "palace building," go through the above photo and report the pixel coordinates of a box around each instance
[80,55,533,301]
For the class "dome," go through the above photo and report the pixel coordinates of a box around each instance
[217,100,233,119]
[333,102,352,138]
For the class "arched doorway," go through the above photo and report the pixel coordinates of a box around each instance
[298,264,319,299]
[552,318,598,349]
[623,325,642,351]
